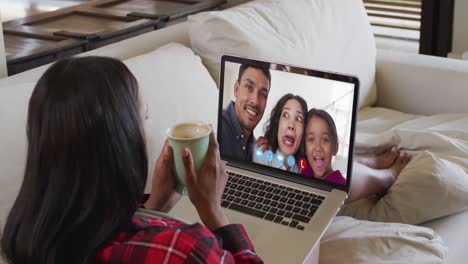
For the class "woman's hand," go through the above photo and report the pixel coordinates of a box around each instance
[256,136,271,152]
[182,131,229,231]
[144,139,181,212]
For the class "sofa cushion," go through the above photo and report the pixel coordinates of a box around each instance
[123,43,219,191]
[321,216,447,263]
[0,82,35,228]
[188,0,377,109]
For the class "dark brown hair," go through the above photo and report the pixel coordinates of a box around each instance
[1,57,148,264]
[263,93,308,158]
[306,108,338,150]
[238,61,271,85]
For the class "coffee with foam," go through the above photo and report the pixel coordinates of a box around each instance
[169,123,211,140]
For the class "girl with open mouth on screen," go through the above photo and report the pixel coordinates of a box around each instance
[302,108,347,185]
[302,108,415,203]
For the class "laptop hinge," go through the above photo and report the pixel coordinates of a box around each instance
[226,161,334,192]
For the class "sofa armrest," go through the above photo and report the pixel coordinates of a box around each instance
[84,22,190,60]
[375,49,468,115]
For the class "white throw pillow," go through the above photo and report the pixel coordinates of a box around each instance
[0,82,35,228]
[188,0,377,109]
[341,151,468,225]
[123,43,219,191]
[344,109,468,225]
[321,216,447,263]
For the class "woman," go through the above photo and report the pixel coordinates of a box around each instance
[253,93,308,172]
[1,57,263,264]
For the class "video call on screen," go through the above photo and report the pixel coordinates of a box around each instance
[220,61,356,186]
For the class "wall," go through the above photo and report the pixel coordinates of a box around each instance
[452,0,468,55]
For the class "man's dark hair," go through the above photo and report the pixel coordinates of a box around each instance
[264,93,308,158]
[1,56,148,264]
[237,62,271,86]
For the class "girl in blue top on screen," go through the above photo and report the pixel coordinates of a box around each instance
[253,94,307,172]
[302,108,347,185]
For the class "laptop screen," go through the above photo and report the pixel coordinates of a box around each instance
[218,55,359,189]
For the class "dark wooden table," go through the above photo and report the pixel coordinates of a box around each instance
[3,0,226,75]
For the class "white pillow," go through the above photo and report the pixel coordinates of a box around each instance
[123,43,219,191]
[344,110,468,225]
[0,82,35,228]
[321,216,447,263]
[188,0,377,109]
[341,151,468,225]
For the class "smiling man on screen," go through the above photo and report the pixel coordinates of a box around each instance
[219,62,271,161]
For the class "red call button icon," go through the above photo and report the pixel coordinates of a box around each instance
[299,158,307,170]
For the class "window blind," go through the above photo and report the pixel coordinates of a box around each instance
[364,0,422,41]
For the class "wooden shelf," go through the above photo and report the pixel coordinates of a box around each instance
[4,29,86,75]
[95,0,225,20]
[3,0,226,75]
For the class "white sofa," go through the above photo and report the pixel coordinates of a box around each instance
[1,1,468,263]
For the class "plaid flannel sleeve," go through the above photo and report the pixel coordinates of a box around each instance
[97,217,263,263]
[184,223,263,264]
[213,224,263,263]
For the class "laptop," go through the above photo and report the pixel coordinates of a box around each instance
[170,55,359,263]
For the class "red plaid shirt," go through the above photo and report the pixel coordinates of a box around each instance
[96,212,263,263]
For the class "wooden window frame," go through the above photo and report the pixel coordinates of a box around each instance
[419,0,455,57]
[364,0,455,57]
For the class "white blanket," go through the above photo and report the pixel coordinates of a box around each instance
[343,107,468,225]
[355,107,468,156]
[323,107,468,264]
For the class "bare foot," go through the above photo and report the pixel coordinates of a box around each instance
[356,146,400,169]
[372,152,412,196]
[386,152,412,180]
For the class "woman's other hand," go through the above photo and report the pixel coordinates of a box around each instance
[256,136,271,152]
[182,131,229,231]
[144,139,181,212]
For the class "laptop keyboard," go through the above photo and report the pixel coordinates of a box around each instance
[221,171,325,231]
